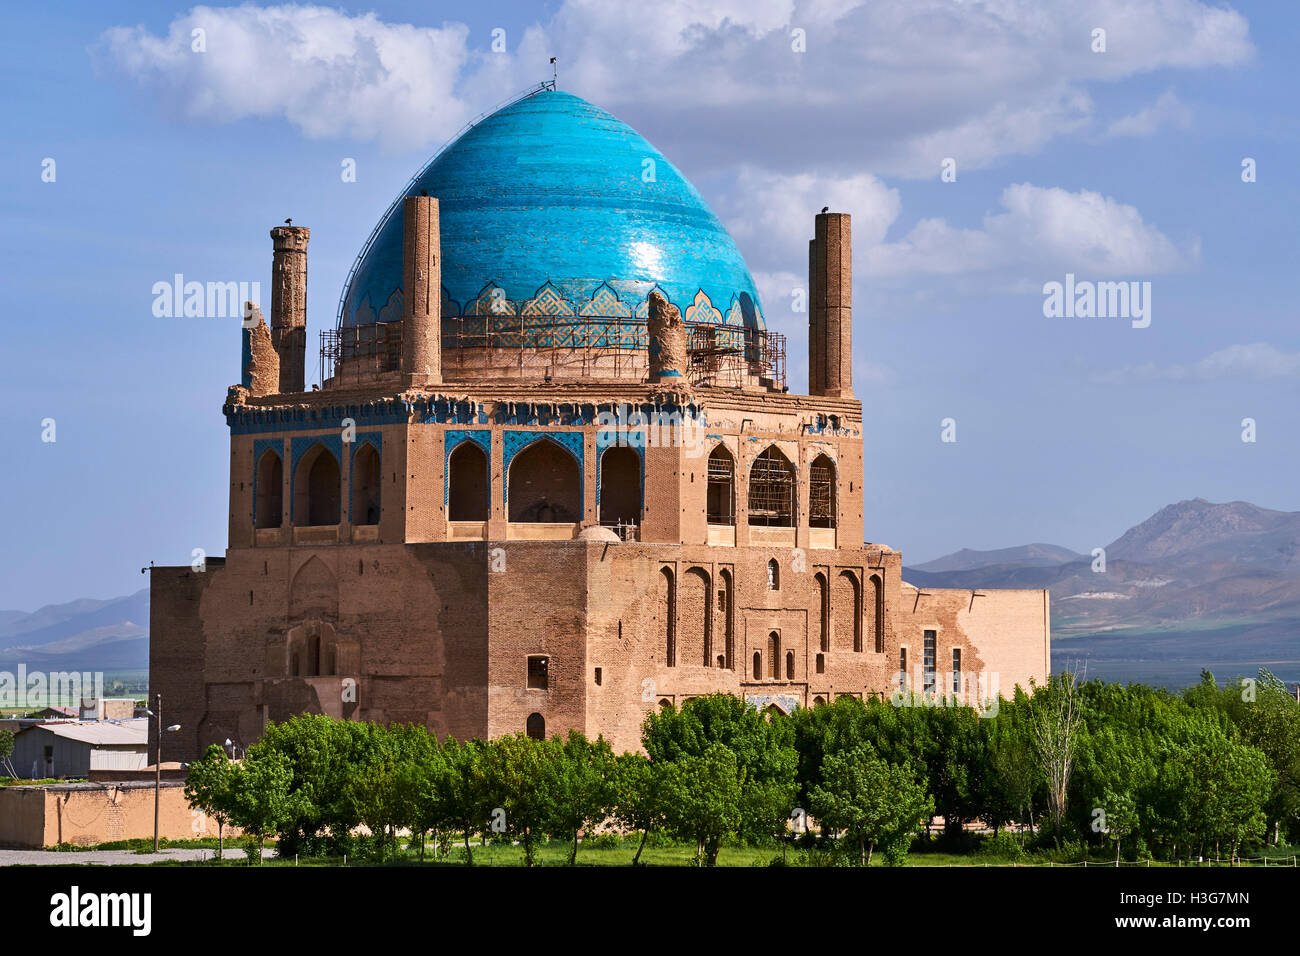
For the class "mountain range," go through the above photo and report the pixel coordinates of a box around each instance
[904,498,1300,688]
[0,589,149,673]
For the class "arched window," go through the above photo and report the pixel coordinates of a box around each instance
[294,444,340,526]
[868,573,884,653]
[508,439,580,523]
[815,571,829,652]
[767,632,780,679]
[785,650,795,680]
[813,695,826,707]
[706,445,735,525]
[717,654,726,668]
[448,442,489,521]
[718,568,734,669]
[599,447,641,529]
[682,567,710,667]
[255,449,283,529]
[351,443,381,525]
[659,567,676,667]
[767,559,780,590]
[834,570,863,653]
[747,446,795,527]
[809,454,836,528]
[752,651,762,680]
[526,713,545,740]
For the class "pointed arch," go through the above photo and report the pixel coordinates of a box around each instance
[748,445,795,527]
[659,566,676,667]
[809,453,836,529]
[706,444,735,525]
[507,438,581,522]
[718,568,734,669]
[351,442,381,525]
[293,443,340,527]
[255,448,283,529]
[449,441,490,521]
[599,446,641,527]
[815,571,830,652]
[868,573,884,653]
[680,567,711,667]
[834,570,863,653]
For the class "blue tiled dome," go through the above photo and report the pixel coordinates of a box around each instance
[339,89,764,333]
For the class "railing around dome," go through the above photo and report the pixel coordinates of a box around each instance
[319,316,785,390]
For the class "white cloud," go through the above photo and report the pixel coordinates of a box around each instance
[723,171,1194,279]
[94,5,475,149]
[97,0,1253,171]
[1094,343,1300,384]
[1105,90,1194,138]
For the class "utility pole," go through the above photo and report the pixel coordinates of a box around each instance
[154,693,162,853]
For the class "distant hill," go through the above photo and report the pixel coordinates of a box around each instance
[903,499,1300,688]
[0,589,149,672]
[910,543,1088,573]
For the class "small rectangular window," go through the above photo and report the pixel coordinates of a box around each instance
[527,655,549,690]
[923,630,937,694]
[898,647,908,690]
[594,667,602,686]
[952,648,961,694]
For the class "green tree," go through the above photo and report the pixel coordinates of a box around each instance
[346,723,434,861]
[543,731,615,864]
[480,733,560,866]
[660,743,743,866]
[0,728,16,778]
[609,752,671,865]
[255,714,382,856]
[224,749,300,864]
[643,693,798,845]
[1098,789,1139,863]
[184,743,235,858]
[808,745,932,865]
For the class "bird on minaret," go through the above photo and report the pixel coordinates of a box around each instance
[821,206,828,214]
[285,218,292,225]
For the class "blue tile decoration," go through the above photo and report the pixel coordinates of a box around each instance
[227,395,706,435]
[595,443,644,510]
[348,432,382,523]
[443,430,492,505]
[251,438,283,524]
[339,90,766,345]
[502,430,584,505]
[290,434,344,523]
[745,693,801,714]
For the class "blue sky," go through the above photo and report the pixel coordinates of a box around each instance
[1,1,1297,609]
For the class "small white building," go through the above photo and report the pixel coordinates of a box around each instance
[8,719,148,778]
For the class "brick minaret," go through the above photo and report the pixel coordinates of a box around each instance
[270,225,309,394]
[810,211,852,398]
[401,195,442,385]
[808,238,823,394]
[647,290,686,382]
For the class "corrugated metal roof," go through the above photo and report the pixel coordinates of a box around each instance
[24,718,148,746]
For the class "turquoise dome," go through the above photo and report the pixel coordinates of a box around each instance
[339,89,764,334]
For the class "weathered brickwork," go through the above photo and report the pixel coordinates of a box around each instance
[152,197,1049,761]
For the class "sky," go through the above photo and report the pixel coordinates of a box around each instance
[1,0,1298,610]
